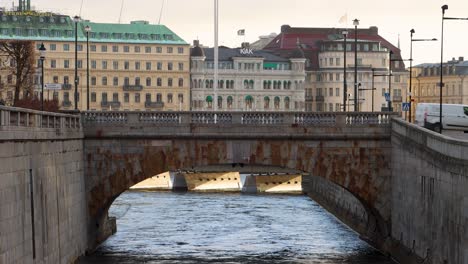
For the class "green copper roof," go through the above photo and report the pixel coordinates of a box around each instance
[81,21,187,44]
[0,12,187,45]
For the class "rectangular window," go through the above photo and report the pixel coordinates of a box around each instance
[336,88,340,96]
[77,44,83,51]
[113,61,119,70]
[102,92,108,102]
[50,60,56,68]
[64,60,69,69]
[113,93,118,102]
[113,77,118,86]
[329,88,333,96]
[102,61,108,70]
[146,62,151,70]
[336,73,340,81]
[135,93,140,103]
[112,45,119,52]
[156,47,162,53]
[157,62,162,70]
[167,47,173,53]
[145,47,151,53]
[49,44,56,50]
[101,45,107,52]
[135,62,141,70]
[102,77,107,86]
[63,44,70,51]
[90,45,96,52]
[329,58,333,66]
[134,46,141,53]
[124,93,129,103]
[168,62,173,71]
[329,73,333,81]
[91,60,97,69]
[178,47,184,54]
[357,58,363,66]
[178,63,184,71]
[123,46,130,52]
[91,92,96,102]
[336,58,341,66]
[124,61,129,70]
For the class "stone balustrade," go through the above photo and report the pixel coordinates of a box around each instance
[82,111,396,126]
[0,106,82,140]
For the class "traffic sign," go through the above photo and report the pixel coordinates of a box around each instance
[44,83,62,90]
[402,102,410,112]
[384,93,390,102]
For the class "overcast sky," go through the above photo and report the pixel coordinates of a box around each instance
[8,0,468,65]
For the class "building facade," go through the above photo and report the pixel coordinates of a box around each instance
[0,9,190,111]
[190,41,306,111]
[263,25,408,113]
[410,57,468,120]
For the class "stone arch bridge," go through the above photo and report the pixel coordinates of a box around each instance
[83,111,395,253]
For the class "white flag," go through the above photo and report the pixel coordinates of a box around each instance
[237,29,245,36]
[338,13,348,25]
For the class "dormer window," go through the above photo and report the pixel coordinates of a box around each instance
[39,17,44,23]
[25,17,31,22]
[1,16,7,22]
[49,17,55,23]
[12,16,17,22]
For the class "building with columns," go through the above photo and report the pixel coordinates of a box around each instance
[190,41,306,111]
[263,25,408,113]
[0,3,190,111]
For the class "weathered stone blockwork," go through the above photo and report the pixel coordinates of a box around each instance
[0,107,87,264]
[392,119,468,264]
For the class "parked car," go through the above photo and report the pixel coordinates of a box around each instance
[415,103,468,132]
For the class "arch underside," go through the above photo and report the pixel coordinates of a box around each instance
[85,138,392,251]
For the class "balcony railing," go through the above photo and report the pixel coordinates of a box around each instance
[123,84,143,91]
[145,101,164,109]
[62,100,72,107]
[101,101,121,108]
[62,84,72,90]
[315,95,324,102]
[392,96,402,102]
[305,95,314,101]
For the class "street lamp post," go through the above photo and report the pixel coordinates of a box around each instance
[73,15,80,111]
[353,19,359,111]
[359,69,376,112]
[409,29,437,123]
[388,50,393,111]
[39,43,46,111]
[85,25,91,111]
[342,30,348,112]
[439,4,468,133]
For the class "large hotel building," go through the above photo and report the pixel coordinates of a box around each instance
[0,7,190,111]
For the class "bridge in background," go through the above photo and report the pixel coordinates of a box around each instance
[0,106,466,264]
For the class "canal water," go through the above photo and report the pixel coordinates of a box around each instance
[79,191,395,264]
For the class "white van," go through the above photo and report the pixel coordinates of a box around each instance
[415,103,468,132]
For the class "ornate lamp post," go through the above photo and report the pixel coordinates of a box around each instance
[353,18,359,111]
[73,15,80,110]
[342,30,348,112]
[39,43,46,111]
[85,25,91,111]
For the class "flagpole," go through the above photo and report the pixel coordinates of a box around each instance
[214,0,219,117]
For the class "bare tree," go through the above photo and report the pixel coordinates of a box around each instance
[0,40,36,106]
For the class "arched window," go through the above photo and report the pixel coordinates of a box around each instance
[273,81,277,89]
[278,81,282,89]
[168,78,173,87]
[288,81,292,89]
[157,78,162,86]
[268,81,272,89]
[167,93,173,103]
[206,95,213,109]
[218,96,222,109]
[146,77,151,87]
[245,95,253,109]
[178,78,183,87]
[206,80,210,88]
[263,81,267,89]
[198,80,202,88]
[274,96,280,109]
[209,80,214,88]
[249,80,254,89]
[264,96,270,109]
[124,77,129,86]
[283,81,287,90]
[230,80,234,89]
[285,97,290,110]
[244,80,249,89]
[227,96,233,109]
[156,93,162,102]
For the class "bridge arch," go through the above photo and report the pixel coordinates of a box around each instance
[85,136,392,252]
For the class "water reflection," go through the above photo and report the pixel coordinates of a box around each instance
[80,192,394,264]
